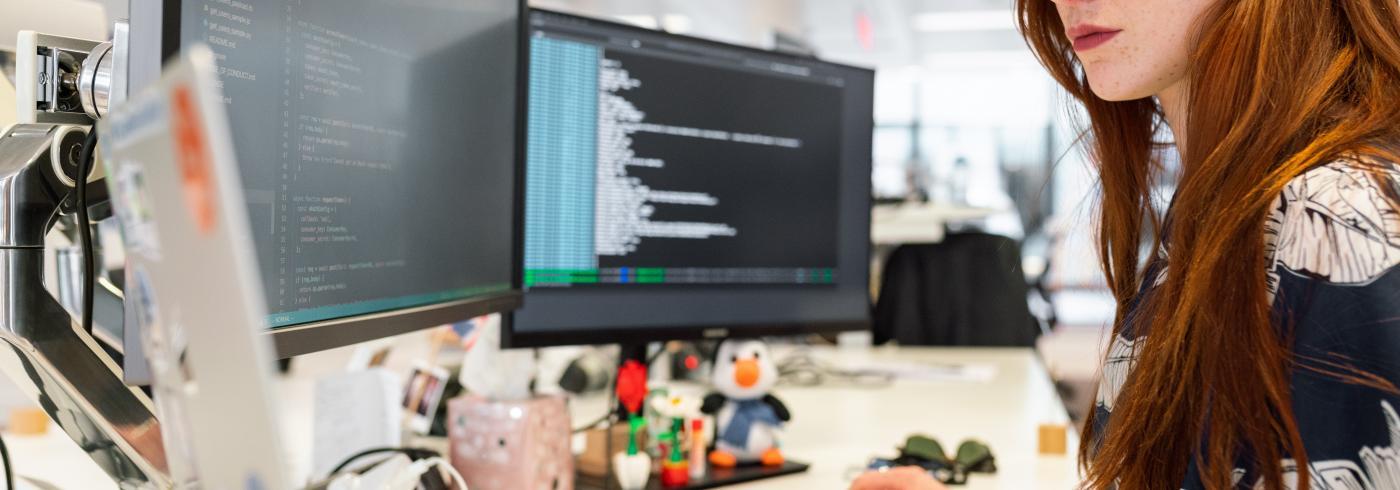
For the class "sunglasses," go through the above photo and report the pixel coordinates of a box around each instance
[865,435,997,485]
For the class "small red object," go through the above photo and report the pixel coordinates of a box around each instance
[661,459,690,487]
[684,355,699,371]
[855,9,875,52]
[616,360,648,414]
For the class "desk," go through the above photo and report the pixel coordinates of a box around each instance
[574,346,1080,490]
[4,428,119,489]
[780,347,1079,489]
[1,346,1079,489]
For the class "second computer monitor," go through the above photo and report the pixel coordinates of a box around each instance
[506,9,874,347]
[145,0,525,357]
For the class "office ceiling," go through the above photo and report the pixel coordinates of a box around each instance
[529,0,1032,69]
[800,0,1030,68]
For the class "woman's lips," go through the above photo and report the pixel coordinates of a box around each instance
[1068,25,1123,51]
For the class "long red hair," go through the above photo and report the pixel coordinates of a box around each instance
[1016,0,1400,488]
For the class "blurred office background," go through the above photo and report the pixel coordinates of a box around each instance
[10,0,1124,423]
[524,0,1119,422]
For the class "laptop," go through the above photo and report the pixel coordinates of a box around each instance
[100,44,292,490]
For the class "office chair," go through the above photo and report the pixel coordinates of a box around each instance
[872,233,1041,347]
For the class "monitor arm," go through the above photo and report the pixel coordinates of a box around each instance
[0,127,170,488]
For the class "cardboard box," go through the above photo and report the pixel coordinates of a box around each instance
[578,423,649,477]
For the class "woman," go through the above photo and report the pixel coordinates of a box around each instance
[853,0,1400,488]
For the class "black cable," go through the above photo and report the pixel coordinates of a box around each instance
[776,350,895,388]
[76,127,98,336]
[0,432,12,490]
[644,347,665,367]
[327,446,440,477]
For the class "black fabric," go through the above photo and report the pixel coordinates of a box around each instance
[873,233,1039,347]
[762,394,791,422]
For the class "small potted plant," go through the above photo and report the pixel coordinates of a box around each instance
[613,360,651,490]
[651,392,701,487]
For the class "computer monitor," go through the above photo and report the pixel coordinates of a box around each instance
[126,0,525,358]
[504,9,875,348]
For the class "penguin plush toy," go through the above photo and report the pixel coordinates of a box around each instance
[702,339,790,468]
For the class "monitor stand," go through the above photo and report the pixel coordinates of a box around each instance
[577,342,810,490]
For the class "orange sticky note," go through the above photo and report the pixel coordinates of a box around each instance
[10,408,50,436]
[1038,424,1068,455]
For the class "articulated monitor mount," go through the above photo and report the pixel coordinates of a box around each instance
[0,123,170,487]
[0,25,172,489]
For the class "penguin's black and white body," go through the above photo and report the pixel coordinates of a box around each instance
[701,340,790,467]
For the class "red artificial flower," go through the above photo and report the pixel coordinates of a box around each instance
[616,360,648,414]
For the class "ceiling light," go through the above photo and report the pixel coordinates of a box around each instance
[912,10,1015,32]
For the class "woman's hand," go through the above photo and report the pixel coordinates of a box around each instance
[849,466,948,490]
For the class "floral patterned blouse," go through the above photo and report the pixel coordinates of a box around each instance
[1094,159,1400,489]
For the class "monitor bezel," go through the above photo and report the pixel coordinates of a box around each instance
[146,0,529,358]
[502,8,875,349]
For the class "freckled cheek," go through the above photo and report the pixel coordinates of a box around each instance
[1083,63,1122,94]
[1119,38,1157,83]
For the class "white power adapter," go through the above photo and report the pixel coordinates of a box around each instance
[326,454,415,490]
[324,454,468,490]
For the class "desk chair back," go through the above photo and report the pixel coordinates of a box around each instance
[873,233,1040,347]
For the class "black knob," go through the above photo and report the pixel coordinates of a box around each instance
[57,129,88,183]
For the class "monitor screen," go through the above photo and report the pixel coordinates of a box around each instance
[507,9,874,347]
[162,0,522,354]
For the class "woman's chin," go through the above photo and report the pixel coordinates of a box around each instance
[1088,82,1154,102]
[1084,69,1159,102]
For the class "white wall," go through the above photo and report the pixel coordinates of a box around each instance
[0,70,15,133]
[92,0,127,22]
[918,51,1055,129]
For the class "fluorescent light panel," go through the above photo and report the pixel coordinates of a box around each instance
[912,10,1015,32]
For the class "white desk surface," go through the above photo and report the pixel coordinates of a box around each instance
[871,203,1001,245]
[2,345,1080,490]
[644,346,1082,490]
[793,347,1081,489]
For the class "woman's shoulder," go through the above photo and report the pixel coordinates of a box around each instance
[1282,156,1400,195]
[1264,156,1400,289]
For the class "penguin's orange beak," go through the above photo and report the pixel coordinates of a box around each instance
[734,358,760,388]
